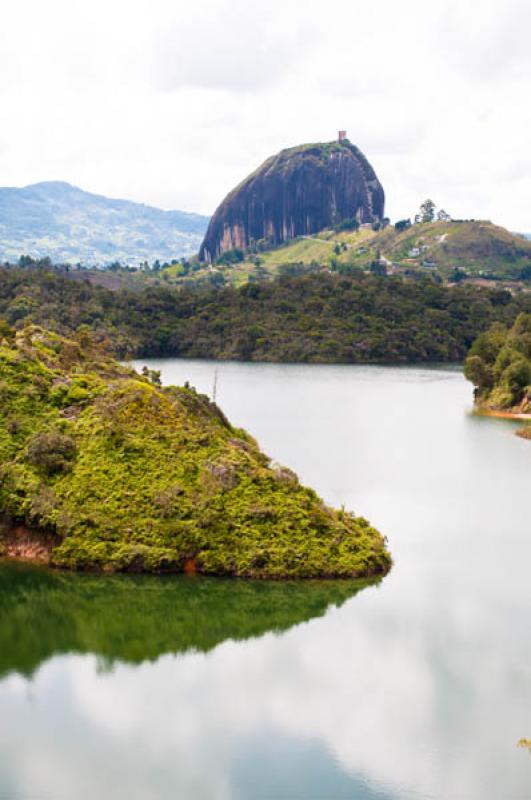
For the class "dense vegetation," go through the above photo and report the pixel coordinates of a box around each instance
[464,313,531,419]
[1,266,529,363]
[0,325,390,577]
[0,561,376,677]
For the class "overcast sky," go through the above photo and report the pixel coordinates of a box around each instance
[1,0,529,229]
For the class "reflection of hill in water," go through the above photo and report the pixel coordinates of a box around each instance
[0,562,378,677]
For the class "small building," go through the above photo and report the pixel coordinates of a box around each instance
[338,130,347,142]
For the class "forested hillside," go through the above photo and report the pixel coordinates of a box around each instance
[465,313,531,413]
[0,181,208,265]
[1,266,529,363]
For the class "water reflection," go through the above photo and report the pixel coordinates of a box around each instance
[0,562,376,677]
[1,361,530,800]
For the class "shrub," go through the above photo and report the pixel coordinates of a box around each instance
[394,219,411,232]
[333,217,359,233]
[0,318,14,340]
[502,358,530,403]
[215,248,244,266]
[26,431,77,475]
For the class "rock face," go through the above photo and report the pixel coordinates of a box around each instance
[199,139,385,262]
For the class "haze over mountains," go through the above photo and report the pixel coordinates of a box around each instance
[0,181,209,266]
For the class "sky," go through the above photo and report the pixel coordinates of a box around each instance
[1,0,530,229]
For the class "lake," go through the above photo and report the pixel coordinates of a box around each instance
[1,360,530,799]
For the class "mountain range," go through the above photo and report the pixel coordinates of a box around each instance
[0,181,209,266]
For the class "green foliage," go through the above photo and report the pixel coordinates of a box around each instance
[25,430,77,475]
[333,217,360,233]
[465,313,531,411]
[417,199,436,223]
[0,326,391,578]
[369,260,387,276]
[463,355,493,392]
[0,267,528,365]
[394,219,411,232]
[215,248,244,266]
[141,365,162,386]
[450,268,467,283]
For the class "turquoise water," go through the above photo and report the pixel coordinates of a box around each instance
[1,361,530,799]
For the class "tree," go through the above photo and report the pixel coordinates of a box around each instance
[141,366,162,386]
[333,217,359,233]
[437,209,451,222]
[369,260,387,276]
[418,199,436,223]
[450,267,467,283]
[394,219,411,232]
[464,355,493,393]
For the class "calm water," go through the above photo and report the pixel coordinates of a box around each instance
[1,361,530,799]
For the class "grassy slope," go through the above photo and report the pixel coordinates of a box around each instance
[383,221,531,276]
[164,220,530,287]
[39,220,528,291]
[0,326,391,578]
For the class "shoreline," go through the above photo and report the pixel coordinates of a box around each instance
[475,408,531,422]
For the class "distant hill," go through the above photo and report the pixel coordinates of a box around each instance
[161,219,531,288]
[367,220,531,278]
[0,181,209,266]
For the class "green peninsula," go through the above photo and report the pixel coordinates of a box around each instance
[0,324,391,577]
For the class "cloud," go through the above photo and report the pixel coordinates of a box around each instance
[0,0,529,229]
[2,566,531,800]
[438,0,531,81]
[149,2,307,93]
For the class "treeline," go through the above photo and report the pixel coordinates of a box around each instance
[465,313,531,410]
[0,266,529,363]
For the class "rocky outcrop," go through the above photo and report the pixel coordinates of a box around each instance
[0,521,58,563]
[199,139,385,262]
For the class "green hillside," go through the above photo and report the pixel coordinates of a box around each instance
[159,220,531,288]
[465,312,531,415]
[0,266,529,363]
[0,325,391,577]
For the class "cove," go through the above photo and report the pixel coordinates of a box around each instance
[1,361,530,800]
